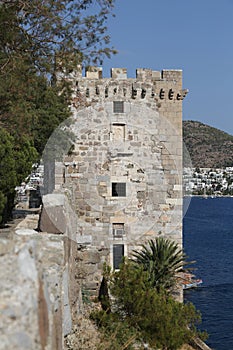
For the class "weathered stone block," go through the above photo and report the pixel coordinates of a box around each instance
[111,68,127,79]
[39,194,68,234]
[85,66,102,79]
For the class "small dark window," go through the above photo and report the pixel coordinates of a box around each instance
[112,183,126,197]
[113,223,125,237]
[113,101,124,113]
[113,244,124,269]
[105,87,108,97]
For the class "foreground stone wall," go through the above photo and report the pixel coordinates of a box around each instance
[0,217,64,349]
[0,197,84,350]
[0,192,110,349]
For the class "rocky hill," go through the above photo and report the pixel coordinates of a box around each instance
[183,120,233,168]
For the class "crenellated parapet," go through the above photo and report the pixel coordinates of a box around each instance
[58,66,188,104]
[58,66,188,130]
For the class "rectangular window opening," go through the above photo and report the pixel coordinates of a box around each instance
[113,101,124,113]
[112,223,125,238]
[112,123,125,141]
[113,244,124,269]
[112,183,126,197]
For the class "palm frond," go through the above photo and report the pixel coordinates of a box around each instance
[131,237,192,292]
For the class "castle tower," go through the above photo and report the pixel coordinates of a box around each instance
[47,66,188,291]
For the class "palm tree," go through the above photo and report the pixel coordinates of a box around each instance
[131,237,189,293]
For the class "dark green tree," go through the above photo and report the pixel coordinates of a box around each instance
[0,61,72,222]
[131,237,190,293]
[0,127,17,223]
[0,54,71,148]
[92,260,206,350]
[0,192,6,224]
[98,276,111,312]
[0,0,116,222]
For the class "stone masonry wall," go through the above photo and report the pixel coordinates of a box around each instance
[57,66,188,131]
[0,196,85,350]
[0,193,112,349]
[47,66,188,295]
[0,215,66,350]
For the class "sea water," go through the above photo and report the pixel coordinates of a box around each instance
[183,197,233,350]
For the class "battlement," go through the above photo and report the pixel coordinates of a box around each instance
[66,66,188,107]
[75,66,183,83]
[56,65,188,127]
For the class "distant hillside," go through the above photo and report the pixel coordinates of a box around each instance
[183,120,233,168]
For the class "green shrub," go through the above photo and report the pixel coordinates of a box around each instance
[91,259,207,350]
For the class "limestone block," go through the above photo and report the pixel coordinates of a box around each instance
[152,70,161,80]
[136,68,152,80]
[16,228,38,235]
[85,66,102,79]
[166,198,182,206]
[76,234,92,244]
[39,194,67,234]
[83,281,99,290]
[159,204,170,211]
[173,184,182,191]
[81,250,101,264]
[111,68,127,79]
[17,244,38,282]
[62,266,72,336]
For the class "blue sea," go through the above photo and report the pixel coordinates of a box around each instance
[183,197,233,350]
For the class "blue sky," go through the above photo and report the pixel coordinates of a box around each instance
[102,0,233,135]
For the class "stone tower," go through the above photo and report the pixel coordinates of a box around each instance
[44,66,188,285]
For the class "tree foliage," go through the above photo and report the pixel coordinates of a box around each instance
[92,260,206,350]
[0,0,116,74]
[0,64,70,222]
[0,0,116,223]
[0,127,17,223]
[131,237,190,293]
[0,52,71,222]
